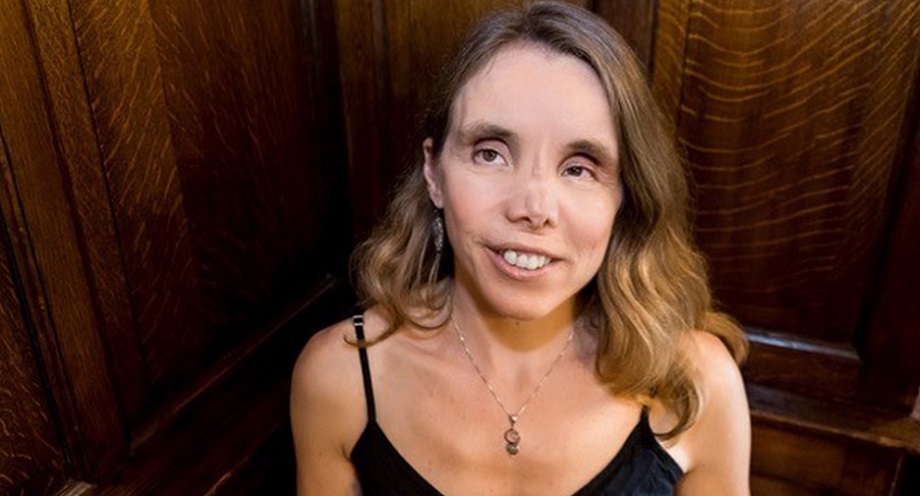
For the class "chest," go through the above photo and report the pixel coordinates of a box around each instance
[371,356,647,496]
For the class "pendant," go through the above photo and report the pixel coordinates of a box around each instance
[504,415,521,455]
[504,427,521,455]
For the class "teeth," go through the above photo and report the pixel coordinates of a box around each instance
[502,250,549,271]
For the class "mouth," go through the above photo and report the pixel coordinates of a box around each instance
[496,248,553,271]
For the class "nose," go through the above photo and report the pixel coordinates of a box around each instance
[506,170,559,230]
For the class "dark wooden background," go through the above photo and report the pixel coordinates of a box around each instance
[0,0,918,495]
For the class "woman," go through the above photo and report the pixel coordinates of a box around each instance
[291,2,750,495]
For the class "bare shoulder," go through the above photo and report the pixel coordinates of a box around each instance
[675,330,751,495]
[292,318,363,416]
[683,330,746,399]
[680,329,749,442]
[291,310,392,447]
[290,317,367,495]
[292,317,367,430]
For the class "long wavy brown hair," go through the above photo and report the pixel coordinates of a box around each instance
[352,0,747,439]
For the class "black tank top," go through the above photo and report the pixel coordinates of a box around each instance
[349,315,683,495]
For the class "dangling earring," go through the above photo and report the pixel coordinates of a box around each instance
[426,209,446,286]
[432,210,445,254]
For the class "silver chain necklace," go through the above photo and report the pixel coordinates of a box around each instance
[451,317,575,456]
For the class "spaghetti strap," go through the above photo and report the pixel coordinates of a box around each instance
[352,314,376,422]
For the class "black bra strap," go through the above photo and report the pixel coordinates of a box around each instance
[353,314,376,422]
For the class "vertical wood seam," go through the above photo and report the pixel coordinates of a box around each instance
[673,0,695,142]
[647,0,661,76]
[61,0,147,390]
[0,101,72,487]
[8,0,106,478]
[854,5,920,340]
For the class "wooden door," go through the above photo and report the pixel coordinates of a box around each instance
[0,138,70,494]
[0,0,350,493]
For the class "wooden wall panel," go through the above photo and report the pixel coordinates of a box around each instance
[335,0,391,241]
[0,0,127,478]
[748,382,920,494]
[0,144,66,496]
[751,422,905,496]
[69,0,346,429]
[650,0,692,127]
[751,424,846,493]
[864,64,920,391]
[25,0,146,430]
[647,0,920,413]
[146,0,326,326]
[658,0,920,344]
[0,0,349,491]
[90,279,351,496]
[594,0,658,72]
[835,0,920,347]
[70,0,208,403]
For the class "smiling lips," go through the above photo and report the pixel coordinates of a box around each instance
[501,249,551,270]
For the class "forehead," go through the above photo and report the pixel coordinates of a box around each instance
[449,44,617,150]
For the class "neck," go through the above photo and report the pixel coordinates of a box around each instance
[449,283,579,377]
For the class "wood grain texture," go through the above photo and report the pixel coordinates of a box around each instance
[594,0,658,72]
[335,0,392,240]
[650,0,692,128]
[25,0,147,428]
[751,420,905,495]
[864,49,920,396]
[747,384,919,493]
[70,0,205,399]
[0,143,66,496]
[146,0,329,367]
[1,0,350,489]
[752,423,847,493]
[90,278,351,496]
[744,330,864,404]
[830,0,920,357]
[658,0,920,342]
[71,0,347,431]
[748,385,917,495]
[0,0,125,478]
[749,384,920,456]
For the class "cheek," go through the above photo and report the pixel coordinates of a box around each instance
[569,201,619,268]
[441,172,501,231]
[441,184,486,246]
[576,191,620,235]
[580,220,615,256]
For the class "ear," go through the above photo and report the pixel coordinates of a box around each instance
[422,138,444,208]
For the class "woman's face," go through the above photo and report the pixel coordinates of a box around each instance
[424,44,622,321]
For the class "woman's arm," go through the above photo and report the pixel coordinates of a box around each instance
[291,322,364,496]
[676,331,752,496]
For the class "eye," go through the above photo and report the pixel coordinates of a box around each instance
[561,162,596,179]
[473,147,506,165]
